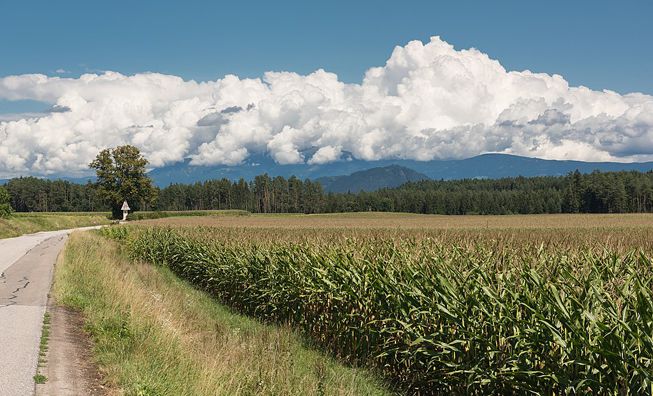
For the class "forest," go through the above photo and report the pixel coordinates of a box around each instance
[3,170,653,215]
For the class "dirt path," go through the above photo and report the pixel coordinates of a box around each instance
[35,305,108,396]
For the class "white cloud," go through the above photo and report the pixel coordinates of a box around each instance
[1,36,653,176]
[308,145,342,165]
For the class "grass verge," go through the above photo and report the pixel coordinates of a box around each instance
[53,231,389,396]
[34,312,51,385]
[0,213,111,239]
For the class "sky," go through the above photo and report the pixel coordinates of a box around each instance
[0,0,652,176]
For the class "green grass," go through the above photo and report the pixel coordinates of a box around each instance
[0,212,112,239]
[0,210,250,239]
[34,312,51,384]
[53,231,389,396]
[33,374,47,384]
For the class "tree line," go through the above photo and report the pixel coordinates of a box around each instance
[158,170,653,215]
[2,177,104,212]
[363,170,653,215]
[3,169,653,215]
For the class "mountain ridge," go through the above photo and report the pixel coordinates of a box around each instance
[4,154,653,193]
[147,153,653,187]
[316,165,430,193]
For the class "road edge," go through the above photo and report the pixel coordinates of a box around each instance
[34,235,109,396]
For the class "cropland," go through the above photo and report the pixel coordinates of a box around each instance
[59,212,653,394]
[140,211,653,230]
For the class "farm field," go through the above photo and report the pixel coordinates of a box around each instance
[89,212,653,394]
[140,212,653,251]
[141,211,653,230]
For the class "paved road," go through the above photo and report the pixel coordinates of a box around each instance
[0,227,100,396]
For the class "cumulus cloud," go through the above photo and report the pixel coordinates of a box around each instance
[1,36,653,176]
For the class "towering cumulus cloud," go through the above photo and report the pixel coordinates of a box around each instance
[1,37,652,176]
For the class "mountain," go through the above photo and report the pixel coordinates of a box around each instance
[148,153,653,187]
[316,165,430,193]
[6,153,651,191]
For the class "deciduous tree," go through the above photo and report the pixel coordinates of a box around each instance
[89,145,157,218]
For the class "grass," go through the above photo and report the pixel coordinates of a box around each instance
[53,231,389,396]
[33,374,47,385]
[108,213,653,394]
[0,210,247,239]
[0,212,112,239]
[33,312,51,385]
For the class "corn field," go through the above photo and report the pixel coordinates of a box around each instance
[102,225,653,394]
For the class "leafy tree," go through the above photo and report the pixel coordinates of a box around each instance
[89,145,157,218]
[0,185,12,217]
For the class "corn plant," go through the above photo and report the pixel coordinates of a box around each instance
[102,225,653,395]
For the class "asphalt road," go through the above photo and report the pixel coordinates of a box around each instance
[0,227,100,396]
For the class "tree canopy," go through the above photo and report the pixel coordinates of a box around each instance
[89,145,157,218]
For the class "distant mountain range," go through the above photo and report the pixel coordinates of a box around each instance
[4,153,653,193]
[316,165,429,193]
[148,153,653,188]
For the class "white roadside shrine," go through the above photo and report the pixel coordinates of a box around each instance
[121,200,131,221]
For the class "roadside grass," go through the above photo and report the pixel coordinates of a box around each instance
[0,213,112,239]
[53,231,389,396]
[34,312,51,385]
[0,210,248,239]
[33,374,47,385]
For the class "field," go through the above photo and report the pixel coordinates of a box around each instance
[93,212,653,394]
[140,212,653,229]
[0,212,112,239]
[127,209,249,221]
[55,231,388,395]
[140,212,653,252]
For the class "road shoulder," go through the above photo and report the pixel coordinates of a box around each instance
[35,261,109,395]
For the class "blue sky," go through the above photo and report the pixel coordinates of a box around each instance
[1,0,651,110]
[1,0,653,175]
